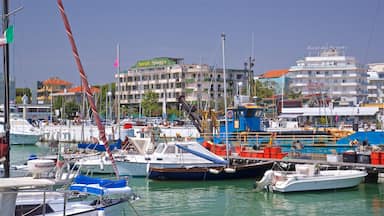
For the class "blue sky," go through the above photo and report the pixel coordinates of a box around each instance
[5,0,384,88]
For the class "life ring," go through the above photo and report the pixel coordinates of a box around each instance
[227,110,233,119]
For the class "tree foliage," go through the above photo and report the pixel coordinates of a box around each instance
[141,91,160,117]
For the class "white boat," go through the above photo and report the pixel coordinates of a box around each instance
[0,112,43,145]
[0,174,135,216]
[74,137,155,174]
[116,140,228,177]
[255,164,367,193]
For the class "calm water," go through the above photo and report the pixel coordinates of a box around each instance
[9,143,384,216]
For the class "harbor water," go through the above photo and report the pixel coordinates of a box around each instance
[8,143,384,216]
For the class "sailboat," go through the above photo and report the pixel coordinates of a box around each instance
[0,1,136,215]
[147,34,273,181]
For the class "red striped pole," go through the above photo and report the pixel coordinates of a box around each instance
[57,0,119,178]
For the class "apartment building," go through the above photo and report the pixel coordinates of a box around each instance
[287,47,367,106]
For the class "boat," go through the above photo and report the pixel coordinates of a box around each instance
[116,140,228,177]
[0,174,135,216]
[0,108,43,145]
[147,35,274,181]
[255,164,367,193]
[74,137,154,174]
[147,161,274,181]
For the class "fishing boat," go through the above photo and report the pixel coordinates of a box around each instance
[255,164,367,193]
[147,34,274,181]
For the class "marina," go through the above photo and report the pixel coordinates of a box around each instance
[1,0,384,215]
[4,142,384,215]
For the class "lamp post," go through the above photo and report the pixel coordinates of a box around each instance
[237,82,243,96]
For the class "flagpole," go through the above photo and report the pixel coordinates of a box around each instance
[2,0,10,178]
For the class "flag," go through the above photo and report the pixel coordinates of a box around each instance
[56,153,65,168]
[113,58,119,68]
[0,25,14,46]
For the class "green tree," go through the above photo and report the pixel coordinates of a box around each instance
[141,91,159,117]
[15,88,31,104]
[64,101,80,119]
[252,80,274,99]
[287,89,302,99]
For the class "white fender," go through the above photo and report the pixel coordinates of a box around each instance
[208,168,221,174]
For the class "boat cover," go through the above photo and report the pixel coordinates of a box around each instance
[78,139,121,152]
[175,144,228,165]
[70,175,131,196]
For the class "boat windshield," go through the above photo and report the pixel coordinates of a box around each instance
[155,143,166,153]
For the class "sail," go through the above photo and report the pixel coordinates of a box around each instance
[57,0,119,177]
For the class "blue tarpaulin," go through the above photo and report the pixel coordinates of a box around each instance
[337,131,384,145]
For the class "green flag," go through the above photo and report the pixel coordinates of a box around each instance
[4,25,14,44]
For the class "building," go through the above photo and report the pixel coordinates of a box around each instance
[37,77,72,104]
[116,57,248,114]
[367,63,384,103]
[287,47,367,106]
[0,74,16,104]
[258,69,289,95]
[51,85,100,105]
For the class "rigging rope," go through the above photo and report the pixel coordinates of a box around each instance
[57,0,119,178]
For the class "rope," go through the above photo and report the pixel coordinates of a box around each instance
[56,0,119,178]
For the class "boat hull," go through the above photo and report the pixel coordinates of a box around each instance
[148,161,273,180]
[116,161,221,177]
[10,133,41,145]
[273,170,367,192]
[116,161,148,177]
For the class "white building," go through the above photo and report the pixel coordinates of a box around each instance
[116,57,247,115]
[367,63,384,103]
[287,47,367,106]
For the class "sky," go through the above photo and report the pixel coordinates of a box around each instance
[4,0,384,88]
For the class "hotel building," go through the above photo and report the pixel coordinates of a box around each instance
[367,63,384,103]
[116,57,248,111]
[287,47,367,106]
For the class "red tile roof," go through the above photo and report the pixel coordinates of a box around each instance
[43,77,72,86]
[61,86,100,94]
[260,69,289,78]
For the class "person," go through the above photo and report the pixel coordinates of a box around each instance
[291,140,303,157]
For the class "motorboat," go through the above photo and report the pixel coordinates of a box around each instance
[255,164,367,193]
[147,161,274,181]
[116,140,229,177]
[0,114,43,145]
[74,137,155,174]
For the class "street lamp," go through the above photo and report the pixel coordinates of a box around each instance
[237,82,243,96]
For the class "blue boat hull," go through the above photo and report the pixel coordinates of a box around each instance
[148,162,273,181]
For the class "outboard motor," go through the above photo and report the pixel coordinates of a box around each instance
[254,170,274,192]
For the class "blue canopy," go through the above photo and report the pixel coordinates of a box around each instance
[175,144,228,165]
[78,139,121,152]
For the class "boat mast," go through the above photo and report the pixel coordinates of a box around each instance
[57,0,119,178]
[2,0,10,178]
[116,43,120,139]
[221,33,229,161]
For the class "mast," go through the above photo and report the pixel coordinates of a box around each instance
[116,44,121,139]
[57,0,119,178]
[221,33,229,162]
[2,0,9,178]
